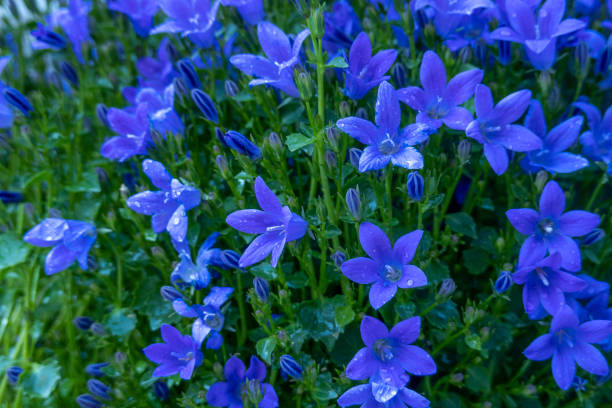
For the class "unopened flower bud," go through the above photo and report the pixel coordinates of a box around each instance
[325,127,339,150]
[325,150,337,169]
[582,228,605,246]
[7,366,23,386]
[310,7,324,39]
[498,40,512,65]
[177,58,201,90]
[438,278,456,298]
[345,188,361,219]
[458,47,473,64]
[253,277,270,302]
[160,285,182,301]
[280,355,303,379]
[191,89,219,123]
[95,103,110,128]
[220,250,241,269]
[348,148,362,169]
[88,379,111,400]
[85,363,109,377]
[392,63,407,88]
[356,107,368,120]
[224,79,239,98]
[494,271,513,294]
[332,251,346,267]
[216,155,229,175]
[339,101,351,117]
[575,41,589,73]
[457,139,471,163]
[76,394,104,408]
[154,380,169,400]
[60,61,79,88]
[73,316,94,331]
[296,72,314,100]
[114,351,126,364]
[535,170,548,192]
[268,132,283,151]
[406,172,425,201]
[90,322,107,337]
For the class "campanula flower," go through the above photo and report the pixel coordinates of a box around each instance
[0,56,13,128]
[23,218,97,275]
[279,355,303,379]
[221,0,264,25]
[494,270,513,294]
[573,102,612,169]
[346,316,436,389]
[506,180,600,271]
[152,0,221,48]
[100,104,150,162]
[134,86,184,135]
[522,100,588,174]
[108,0,158,37]
[341,222,426,309]
[6,366,23,386]
[127,159,201,242]
[514,251,586,317]
[226,177,307,267]
[177,58,201,90]
[466,85,542,175]
[143,323,204,380]
[192,89,219,123]
[343,32,397,100]
[85,363,109,377]
[338,381,430,407]
[230,22,310,97]
[135,38,177,92]
[3,87,33,117]
[523,305,612,390]
[170,232,224,289]
[30,23,66,50]
[322,1,361,55]
[207,356,278,408]
[224,130,262,159]
[172,286,233,349]
[398,51,482,131]
[490,0,586,70]
[48,0,93,63]
[337,81,430,172]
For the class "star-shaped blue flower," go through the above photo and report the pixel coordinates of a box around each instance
[143,324,204,380]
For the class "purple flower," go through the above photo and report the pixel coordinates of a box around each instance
[337,81,430,172]
[221,0,264,25]
[171,232,224,289]
[230,22,310,97]
[152,0,221,48]
[172,286,233,350]
[108,0,158,37]
[143,324,204,380]
[226,177,307,268]
[322,1,361,55]
[341,222,426,309]
[135,38,177,92]
[398,50,483,131]
[522,100,588,174]
[127,159,201,242]
[338,382,429,408]
[573,102,612,168]
[346,316,436,389]
[224,130,262,159]
[207,356,278,408]
[343,32,397,100]
[490,0,585,70]
[506,180,600,272]
[465,84,542,175]
[0,56,13,129]
[23,218,97,275]
[100,104,150,162]
[48,0,93,63]
[523,305,612,390]
[30,23,67,50]
[514,251,586,317]
[134,85,184,135]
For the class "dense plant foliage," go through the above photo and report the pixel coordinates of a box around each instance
[1,0,611,407]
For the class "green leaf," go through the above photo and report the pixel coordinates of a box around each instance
[445,212,477,239]
[105,309,137,338]
[256,337,277,365]
[465,365,491,394]
[0,233,30,270]
[22,361,61,398]
[424,194,445,211]
[313,372,338,401]
[285,133,314,152]
[465,333,482,351]
[462,248,490,275]
[65,170,100,193]
[334,305,355,327]
[326,56,348,68]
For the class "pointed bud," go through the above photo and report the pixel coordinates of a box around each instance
[457,139,471,163]
[494,271,513,294]
[268,132,283,151]
[325,127,339,150]
[535,170,548,192]
[345,188,361,219]
[280,355,303,379]
[582,228,605,246]
[60,61,79,88]
[73,316,94,331]
[575,41,589,73]
[160,285,182,301]
[497,40,512,65]
[348,148,362,169]
[0,191,23,204]
[406,172,424,201]
[216,155,229,175]
[3,87,33,116]
[458,47,473,64]
[324,150,337,169]
[87,379,111,400]
[310,7,324,39]
[153,380,169,400]
[224,79,239,98]
[173,77,188,98]
[76,394,104,408]
[392,63,407,88]
[437,278,456,298]
[90,322,107,337]
[332,251,346,267]
[177,58,201,90]
[85,363,109,377]
[6,366,23,386]
[355,107,368,120]
[339,101,351,117]
[253,277,270,302]
[296,72,314,100]
[220,250,241,269]
[191,89,219,123]
[224,131,262,160]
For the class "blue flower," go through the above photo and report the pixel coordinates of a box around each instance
[338,381,430,407]
[48,0,93,63]
[346,316,436,389]
[573,102,612,169]
[522,100,588,174]
[207,356,278,408]
[343,32,397,100]
[143,324,204,380]
[224,130,262,159]
[127,159,201,242]
[221,0,264,25]
[226,177,307,267]
[172,286,233,350]
[152,0,221,48]
[171,233,224,289]
[341,222,426,309]
[108,0,158,37]
[523,305,612,390]
[494,270,513,294]
[23,218,97,275]
[466,84,542,175]
[134,38,177,92]
[230,22,310,97]
[30,23,67,50]
[490,0,585,70]
[100,104,150,162]
[398,50,483,131]
[337,81,430,172]
[322,1,361,55]
[506,181,600,272]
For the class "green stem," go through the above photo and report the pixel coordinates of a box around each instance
[434,164,464,239]
[236,273,248,347]
[586,172,607,211]
[384,168,393,237]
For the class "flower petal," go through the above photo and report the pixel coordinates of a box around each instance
[254,177,282,213]
[142,159,172,190]
[546,116,583,152]
[23,218,68,247]
[518,235,547,267]
[553,18,586,37]
[551,305,579,332]
[397,345,436,375]
[552,346,575,390]
[523,333,554,361]
[443,68,483,106]
[127,191,167,215]
[555,271,587,293]
[341,257,379,284]
[45,244,77,275]
[534,152,589,174]
[577,320,612,343]
[375,81,400,133]
[362,49,397,82]
[359,145,392,172]
[390,316,420,344]
[397,86,427,111]
[337,384,371,407]
[229,54,278,79]
[359,222,392,261]
[257,21,291,62]
[483,143,509,175]
[360,315,389,347]
[524,100,547,138]
[474,84,493,119]
[245,355,267,381]
[206,382,231,406]
[489,90,532,126]
[336,117,379,145]
[390,146,424,170]
[369,280,397,309]
[398,265,427,289]
[226,210,281,234]
[346,347,378,380]
[399,388,430,408]
[441,107,473,131]
[506,208,539,235]
[548,233,581,272]
[496,125,542,152]
[539,181,565,218]
[506,0,536,39]
[349,32,372,74]
[393,230,423,264]
[420,51,446,97]
[238,231,283,268]
[558,211,600,237]
[167,205,188,242]
[574,341,608,376]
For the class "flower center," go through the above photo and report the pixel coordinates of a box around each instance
[535,267,550,286]
[378,133,399,155]
[202,309,224,330]
[372,338,394,362]
[554,329,575,348]
[171,351,193,362]
[266,224,285,232]
[537,218,555,236]
[383,264,402,283]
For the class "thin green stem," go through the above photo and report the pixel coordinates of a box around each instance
[586,172,607,210]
